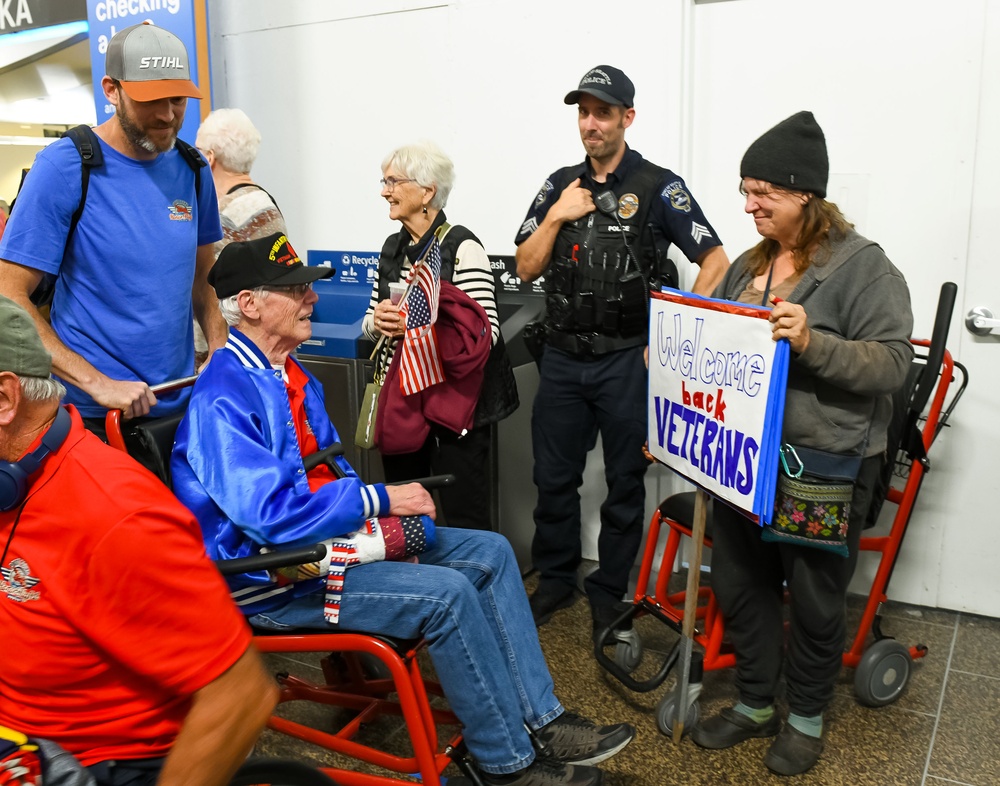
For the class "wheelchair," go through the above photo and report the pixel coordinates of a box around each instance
[595,282,969,736]
[105,395,479,786]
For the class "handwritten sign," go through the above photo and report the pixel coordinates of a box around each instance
[647,289,788,525]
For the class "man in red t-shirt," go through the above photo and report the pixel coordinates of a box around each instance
[0,293,277,785]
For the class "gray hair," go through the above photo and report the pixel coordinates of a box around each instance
[195,108,262,174]
[218,287,271,326]
[18,375,66,403]
[381,140,454,210]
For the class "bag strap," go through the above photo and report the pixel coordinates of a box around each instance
[226,182,282,213]
[434,221,453,243]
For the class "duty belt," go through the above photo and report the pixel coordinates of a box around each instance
[546,330,646,358]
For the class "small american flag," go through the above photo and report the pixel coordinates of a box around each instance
[397,238,445,395]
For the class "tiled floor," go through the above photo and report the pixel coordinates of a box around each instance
[254,570,1000,786]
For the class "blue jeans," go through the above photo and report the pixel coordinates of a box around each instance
[249,528,562,775]
[530,345,650,607]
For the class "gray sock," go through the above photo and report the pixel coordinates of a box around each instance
[788,712,823,738]
[733,702,774,723]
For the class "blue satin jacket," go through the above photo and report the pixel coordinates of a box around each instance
[171,329,389,613]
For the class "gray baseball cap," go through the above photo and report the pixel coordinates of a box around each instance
[0,295,51,378]
[106,22,202,102]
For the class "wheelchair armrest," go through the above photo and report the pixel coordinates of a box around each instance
[387,474,456,490]
[303,442,345,473]
[216,544,328,576]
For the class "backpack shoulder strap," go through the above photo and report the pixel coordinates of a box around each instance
[175,137,206,195]
[63,125,104,235]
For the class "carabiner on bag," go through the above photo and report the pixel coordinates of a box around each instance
[779,444,804,478]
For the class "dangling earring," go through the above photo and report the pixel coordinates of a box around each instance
[422,206,428,214]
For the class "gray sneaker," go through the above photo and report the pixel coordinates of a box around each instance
[535,712,635,766]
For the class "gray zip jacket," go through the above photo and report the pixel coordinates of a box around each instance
[715,228,914,457]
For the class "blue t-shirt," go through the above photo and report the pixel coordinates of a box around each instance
[0,135,223,417]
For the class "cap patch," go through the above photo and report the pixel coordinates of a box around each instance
[270,235,300,266]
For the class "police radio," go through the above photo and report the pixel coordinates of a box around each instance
[594,190,648,338]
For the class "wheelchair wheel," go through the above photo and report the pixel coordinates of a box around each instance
[655,693,700,737]
[854,638,912,707]
[230,758,340,785]
[356,652,392,681]
[613,629,643,672]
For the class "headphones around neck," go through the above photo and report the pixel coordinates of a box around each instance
[0,406,72,512]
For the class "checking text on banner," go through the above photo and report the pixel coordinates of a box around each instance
[647,288,789,526]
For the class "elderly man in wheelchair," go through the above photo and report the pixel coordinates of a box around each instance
[169,233,635,786]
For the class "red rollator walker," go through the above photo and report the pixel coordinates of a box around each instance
[595,282,968,737]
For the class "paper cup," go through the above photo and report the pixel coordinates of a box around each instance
[388,282,406,305]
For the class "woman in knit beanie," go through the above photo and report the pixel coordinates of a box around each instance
[689,112,915,777]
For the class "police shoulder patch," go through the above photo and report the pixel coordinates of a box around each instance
[535,179,555,207]
[660,180,692,213]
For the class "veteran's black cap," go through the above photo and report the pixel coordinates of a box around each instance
[208,233,334,299]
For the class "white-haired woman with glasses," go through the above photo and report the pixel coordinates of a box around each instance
[362,140,518,531]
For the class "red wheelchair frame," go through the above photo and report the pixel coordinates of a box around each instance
[105,402,472,786]
[596,282,968,732]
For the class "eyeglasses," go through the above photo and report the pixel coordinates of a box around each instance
[380,177,415,190]
[266,283,313,298]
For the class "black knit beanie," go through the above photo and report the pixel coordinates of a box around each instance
[740,111,828,198]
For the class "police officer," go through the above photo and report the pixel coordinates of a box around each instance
[514,65,729,643]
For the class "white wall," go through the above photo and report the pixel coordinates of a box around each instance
[208,0,1000,616]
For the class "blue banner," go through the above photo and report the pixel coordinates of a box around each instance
[85,0,202,144]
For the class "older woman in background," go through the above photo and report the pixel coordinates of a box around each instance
[363,141,517,530]
[194,108,286,363]
[690,112,913,776]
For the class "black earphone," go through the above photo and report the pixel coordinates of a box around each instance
[0,406,72,512]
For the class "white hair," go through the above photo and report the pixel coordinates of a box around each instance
[18,375,66,403]
[218,287,271,326]
[381,140,455,209]
[195,108,262,174]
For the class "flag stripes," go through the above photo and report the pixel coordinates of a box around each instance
[397,237,446,395]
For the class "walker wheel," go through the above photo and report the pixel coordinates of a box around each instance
[854,638,912,707]
[613,629,643,672]
[655,693,700,737]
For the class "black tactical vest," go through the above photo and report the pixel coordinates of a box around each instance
[544,159,677,341]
